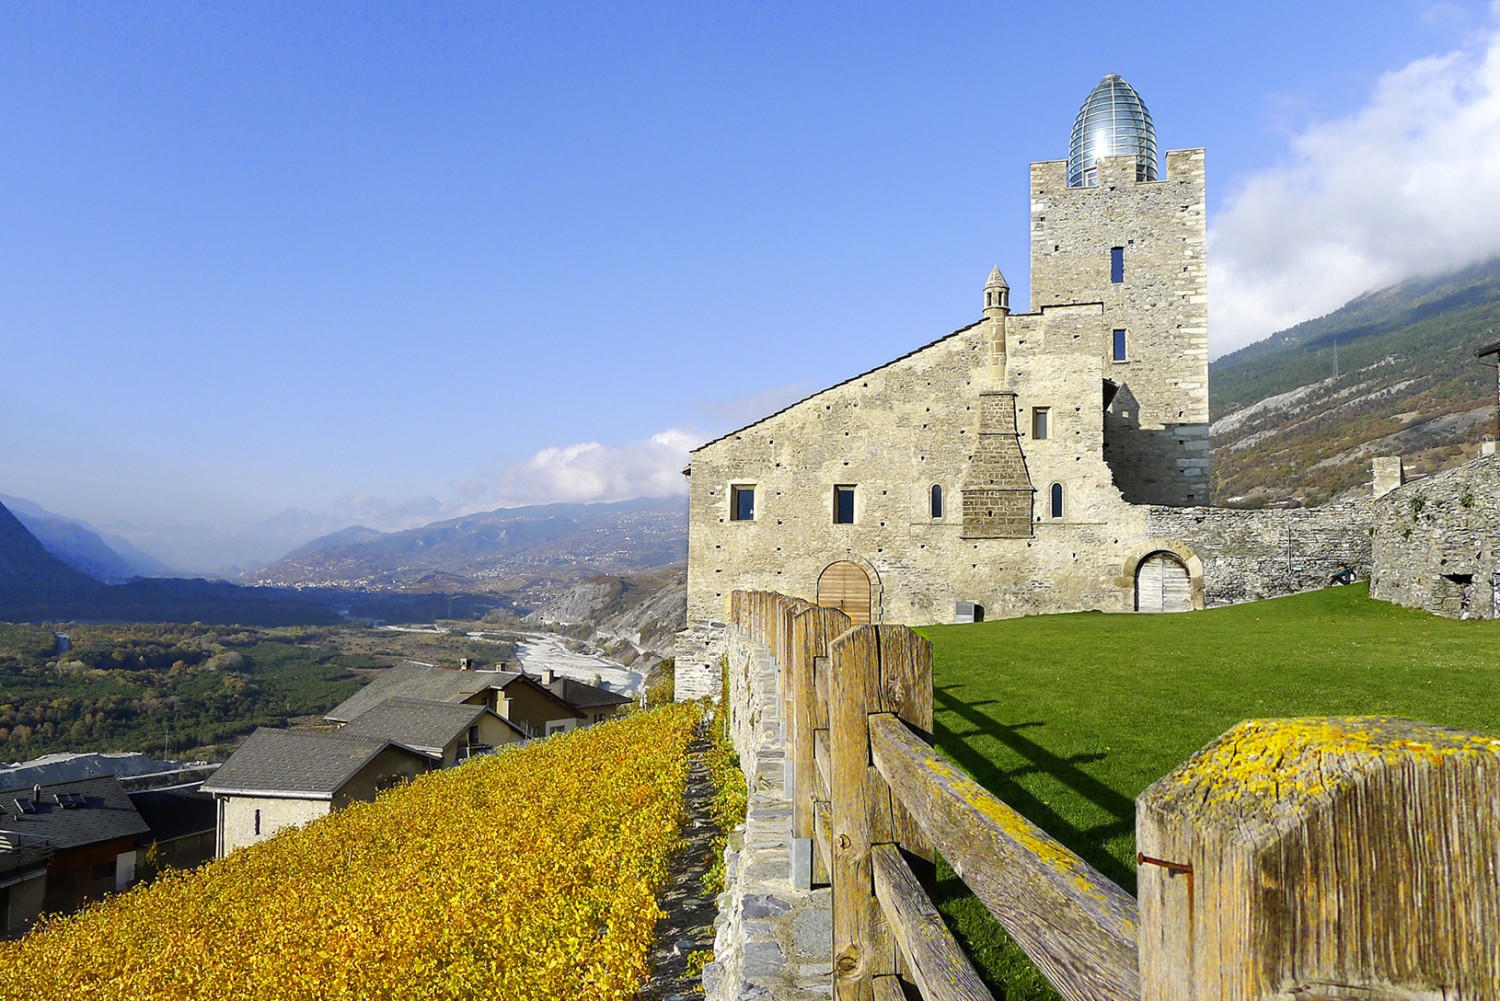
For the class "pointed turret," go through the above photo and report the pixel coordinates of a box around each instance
[983,265,1010,319]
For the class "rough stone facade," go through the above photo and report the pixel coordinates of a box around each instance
[1371,454,1500,618]
[1147,502,1375,606]
[677,144,1210,695]
[701,626,832,1001]
[1031,149,1210,507]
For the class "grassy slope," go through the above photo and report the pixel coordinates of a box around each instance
[917,585,1500,998]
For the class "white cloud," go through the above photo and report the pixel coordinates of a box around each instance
[1211,20,1500,356]
[454,427,699,511]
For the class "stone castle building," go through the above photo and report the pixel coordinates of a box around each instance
[674,75,1362,699]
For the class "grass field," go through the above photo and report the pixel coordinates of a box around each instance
[916,583,1500,999]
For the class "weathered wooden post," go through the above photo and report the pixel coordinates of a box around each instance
[1137,716,1500,1000]
[829,625,934,1001]
[788,604,849,889]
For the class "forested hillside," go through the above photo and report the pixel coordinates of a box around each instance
[1209,257,1500,507]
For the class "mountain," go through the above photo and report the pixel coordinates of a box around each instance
[1209,257,1500,507]
[0,499,352,625]
[0,495,171,580]
[246,497,688,592]
[0,501,103,602]
[522,564,687,666]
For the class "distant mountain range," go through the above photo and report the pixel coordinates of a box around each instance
[0,495,172,580]
[244,496,688,593]
[1209,257,1500,507]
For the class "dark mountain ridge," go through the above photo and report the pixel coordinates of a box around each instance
[248,496,688,592]
[1209,257,1500,507]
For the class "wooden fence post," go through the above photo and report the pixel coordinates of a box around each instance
[830,624,934,1001]
[1137,716,1500,1001]
[789,604,849,889]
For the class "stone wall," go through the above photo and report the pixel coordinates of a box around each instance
[1030,149,1210,507]
[701,626,832,1001]
[1146,502,1374,606]
[1371,455,1500,618]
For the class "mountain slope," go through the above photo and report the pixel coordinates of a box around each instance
[0,494,170,580]
[1209,257,1500,507]
[0,501,103,600]
[248,497,688,591]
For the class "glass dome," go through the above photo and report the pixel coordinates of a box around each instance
[1067,74,1158,188]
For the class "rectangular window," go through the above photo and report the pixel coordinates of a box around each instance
[1110,246,1124,283]
[1113,328,1127,361]
[1032,407,1050,440]
[730,485,755,521]
[834,485,855,524]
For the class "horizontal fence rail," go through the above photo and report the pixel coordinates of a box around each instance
[727,589,1500,1001]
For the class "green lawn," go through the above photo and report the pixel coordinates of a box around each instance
[915,583,1500,999]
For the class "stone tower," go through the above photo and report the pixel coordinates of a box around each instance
[1029,74,1209,506]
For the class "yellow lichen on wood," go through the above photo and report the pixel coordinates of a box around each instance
[1166,716,1500,816]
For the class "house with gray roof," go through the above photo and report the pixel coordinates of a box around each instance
[201,728,429,856]
[338,699,526,766]
[534,669,634,728]
[0,775,152,932]
[325,662,586,738]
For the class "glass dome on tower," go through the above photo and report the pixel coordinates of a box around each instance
[1067,74,1158,188]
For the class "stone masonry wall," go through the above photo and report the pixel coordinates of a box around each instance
[1030,150,1209,508]
[1371,454,1500,619]
[1146,502,1374,606]
[701,626,832,1001]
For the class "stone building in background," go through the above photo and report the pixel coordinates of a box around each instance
[674,75,1368,699]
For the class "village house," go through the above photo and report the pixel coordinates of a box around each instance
[0,775,151,933]
[200,728,430,856]
[324,661,625,738]
[337,698,525,765]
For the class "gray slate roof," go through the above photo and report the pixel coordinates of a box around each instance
[340,699,525,754]
[544,676,634,711]
[200,728,426,799]
[325,663,519,724]
[0,775,151,851]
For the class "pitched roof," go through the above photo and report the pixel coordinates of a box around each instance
[324,662,519,723]
[0,775,151,851]
[544,676,634,711]
[339,699,525,754]
[128,786,216,843]
[200,728,426,799]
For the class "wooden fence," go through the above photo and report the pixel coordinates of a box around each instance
[728,589,1500,1001]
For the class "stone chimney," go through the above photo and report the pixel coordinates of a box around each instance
[458,657,472,671]
[1372,456,1405,498]
[1483,435,1496,458]
[541,668,555,686]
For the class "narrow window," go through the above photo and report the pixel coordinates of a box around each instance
[1050,483,1064,519]
[930,484,943,519]
[834,485,855,524]
[1113,328,1127,361]
[1110,246,1124,283]
[1032,407,1050,440]
[730,485,755,521]
[254,809,261,836]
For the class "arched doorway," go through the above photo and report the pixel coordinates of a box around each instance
[818,561,872,625]
[1136,551,1191,613]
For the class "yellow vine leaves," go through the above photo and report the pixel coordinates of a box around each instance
[0,702,700,1001]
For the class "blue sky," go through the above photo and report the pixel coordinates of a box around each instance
[3,2,1497,570]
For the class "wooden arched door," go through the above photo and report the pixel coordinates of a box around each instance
[1135,551,1191,613]
[817,561,871,625]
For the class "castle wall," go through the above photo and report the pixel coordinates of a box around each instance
[1030,150,1209,506]
[1370,455,1500,619]
[1146,502,1373,606]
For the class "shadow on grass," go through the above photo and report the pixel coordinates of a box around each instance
[933,684,1136,892]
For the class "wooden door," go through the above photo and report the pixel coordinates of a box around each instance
[817,561,871,625]
[1136,552,1190,613]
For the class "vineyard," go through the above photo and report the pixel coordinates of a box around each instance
[0,702,701,1001]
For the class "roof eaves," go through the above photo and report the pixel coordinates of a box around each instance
[689,319,987,455]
